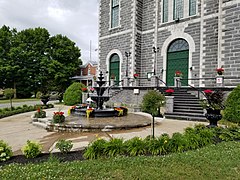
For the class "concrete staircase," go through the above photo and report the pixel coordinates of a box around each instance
[165,89,206,121]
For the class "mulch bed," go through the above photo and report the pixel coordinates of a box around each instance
[0,150,85,166]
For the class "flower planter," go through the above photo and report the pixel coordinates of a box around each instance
[205,108,222,127]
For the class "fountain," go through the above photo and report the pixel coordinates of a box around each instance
[72,71,127,117]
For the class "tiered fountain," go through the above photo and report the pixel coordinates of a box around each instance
[72,71,127,117]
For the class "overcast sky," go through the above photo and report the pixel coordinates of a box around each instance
[0,0,99,63]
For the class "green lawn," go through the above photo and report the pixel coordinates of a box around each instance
[0,141,239,179]
[0,98,38,104]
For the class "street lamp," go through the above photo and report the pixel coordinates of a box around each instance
[125,52,131,77]
[152,47,159,75]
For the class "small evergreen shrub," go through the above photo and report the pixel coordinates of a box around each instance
[56,139,73,153]
[0,140,13,162]
[63,82,86,105]
[223,85,240,123]
[21,140,42,158]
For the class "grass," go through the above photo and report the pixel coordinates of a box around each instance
[0,98,38,104]
[0,141,239,179]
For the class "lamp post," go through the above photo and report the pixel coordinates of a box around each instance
[152,47,159,75]
[125,52,131,77]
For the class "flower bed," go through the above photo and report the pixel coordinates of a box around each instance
[0,104,54,119]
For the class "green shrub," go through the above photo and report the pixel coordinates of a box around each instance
[125,137,146,156]
[104,138,126,157]
[36,91,42,99]
[0,140,13,162]
[223,85,240,123]
[141,90,165,116]
[55,139,73,153]
[167,132,188,153]
[84,138,107,159]
[53,112,65,123]
[34,109,46,118]
[146,133,170,155]
[21,140,42,158]
[63,82,86,106]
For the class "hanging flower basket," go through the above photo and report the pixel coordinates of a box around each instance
[216,68,224,75]
[133,73,139,79]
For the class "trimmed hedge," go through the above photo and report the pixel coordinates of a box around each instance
[0,104,54,119]
[63,82,86,106]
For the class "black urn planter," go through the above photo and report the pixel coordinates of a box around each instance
[41,98,49,106]
[205,108,222,128]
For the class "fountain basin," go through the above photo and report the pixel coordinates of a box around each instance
[72,107,128,117]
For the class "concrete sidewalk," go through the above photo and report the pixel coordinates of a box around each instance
[0,105,207,155]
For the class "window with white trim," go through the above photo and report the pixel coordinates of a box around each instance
[189,0,197,16]
[173,0,184,20]
[111,0,119,28]
[163,0,168,23]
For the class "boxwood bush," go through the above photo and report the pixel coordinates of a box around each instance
[63,82,86,106]
[21,140,42,159]
[223,85,240,123]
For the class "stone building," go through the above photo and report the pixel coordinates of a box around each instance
[98,0,240,87]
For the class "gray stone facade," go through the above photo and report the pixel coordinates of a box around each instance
[99,0,240,87]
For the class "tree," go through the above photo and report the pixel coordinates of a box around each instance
[0,25,82,98]
[46,34,81,94]
[141,90,165,138]
[3,88,15,110]
[0,26,17,96]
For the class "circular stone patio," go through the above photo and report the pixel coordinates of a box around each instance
[47,113,152,132]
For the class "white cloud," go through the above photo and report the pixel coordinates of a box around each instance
[0,0,99,63]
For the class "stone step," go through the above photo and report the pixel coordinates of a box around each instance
[165,114,207,122]
[32,122,48,129]
[174,105,203,110]
[173,108,204,114]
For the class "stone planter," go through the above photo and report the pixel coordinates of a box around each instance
[165,96,174,113]
[174,77,181,87]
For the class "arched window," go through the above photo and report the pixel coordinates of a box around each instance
[109,54,120,85]
[168,39,189,52]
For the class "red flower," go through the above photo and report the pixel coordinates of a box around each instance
[81,87,88,92]
[37,108,40,113]
[165,88,174,93]
[54,111,64,116]
[175,71,182,77]
[204,89,213,94]
[216,68,224,72]
[133,73,139,79]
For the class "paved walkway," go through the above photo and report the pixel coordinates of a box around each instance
[0,105,208,155]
